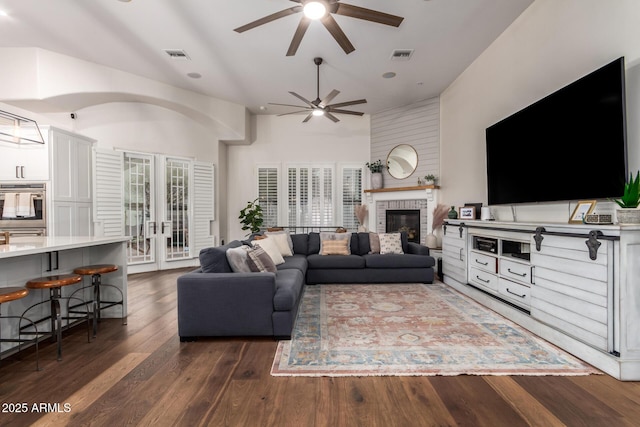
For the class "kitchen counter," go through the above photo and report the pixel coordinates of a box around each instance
[0,235,128,356]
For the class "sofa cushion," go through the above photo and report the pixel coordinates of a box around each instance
[265,230,293,255]
[369,232,381,254]
[308,232,321,255]
[200,241,241,273]
[251,237,285,265]
[225,246,252,273]
[307,254,366,269]
[274,269,304,311]
[319,232,352,255]
[277,254,308,274]
[356,232,371,256]
[379,232,404,254]
[247,246,278,273]
[320,239,350,255]
[363,253,435,269]
[291,233,309,255]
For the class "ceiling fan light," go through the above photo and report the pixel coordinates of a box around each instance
[312,109,325,116]
[303,2,327,20]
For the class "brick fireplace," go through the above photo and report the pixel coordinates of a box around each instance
[375,199,429,245]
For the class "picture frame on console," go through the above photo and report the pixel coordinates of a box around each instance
[459,206,476,220]
[569,200,597,224]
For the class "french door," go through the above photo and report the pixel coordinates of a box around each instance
[122,153,211,273]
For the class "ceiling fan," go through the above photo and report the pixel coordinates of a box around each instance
[234,0,404,56]
[269,57,367,123]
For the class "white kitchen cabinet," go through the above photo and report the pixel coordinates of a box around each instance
[0,139,49,181]
[52,201,93,237]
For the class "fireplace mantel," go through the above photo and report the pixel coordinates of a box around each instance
[364,184,439,193]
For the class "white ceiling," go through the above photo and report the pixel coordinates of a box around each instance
[0,0,533,116]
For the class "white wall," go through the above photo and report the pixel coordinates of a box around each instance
[440,0,640,222]
[226,114,371,241]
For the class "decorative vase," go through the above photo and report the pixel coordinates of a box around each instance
[616,208,640,224]
[371,172,383,190]
[425,233,438,248]
[447,206,458,219]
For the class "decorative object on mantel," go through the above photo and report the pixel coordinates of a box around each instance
[354,204,368,232]
[0,110,45,145]
[366,159,386,190]
[423,174,437,186]
[426,204,448,248]
[611,171,640,224]
[447,206,458,219]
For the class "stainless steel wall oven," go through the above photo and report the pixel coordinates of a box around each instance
[0,183,46,236]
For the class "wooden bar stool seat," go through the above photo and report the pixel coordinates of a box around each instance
[71,264,125,337]
[22,274,92,361]
[0,287,40,370]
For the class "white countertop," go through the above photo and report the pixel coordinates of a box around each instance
[0,235,129,259]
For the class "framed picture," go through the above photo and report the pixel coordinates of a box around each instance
[569,200,597,224]
[459,206,476,220]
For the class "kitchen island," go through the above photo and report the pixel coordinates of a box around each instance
[0,236,128,355]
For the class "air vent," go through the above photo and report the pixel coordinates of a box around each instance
[390,49,414,61]
[163,49,191,60]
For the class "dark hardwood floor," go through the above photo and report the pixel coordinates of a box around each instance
[1,268,639,426]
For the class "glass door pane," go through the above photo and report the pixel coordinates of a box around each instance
[164,158,190,261]
[124,153,155,265]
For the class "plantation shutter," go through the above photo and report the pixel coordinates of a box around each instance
[193,162,215,253]
[341,166,363,231]
[257,166,279,228]
[287,165,334,227]
[93,147,124,237]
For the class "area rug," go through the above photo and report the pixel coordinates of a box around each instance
[271,283,600,377]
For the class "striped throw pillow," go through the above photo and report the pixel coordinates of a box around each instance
[320,239,350,255]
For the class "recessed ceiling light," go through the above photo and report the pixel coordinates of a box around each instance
[186,72,201,79]
[303,1,327,20]
[382,72,396,79]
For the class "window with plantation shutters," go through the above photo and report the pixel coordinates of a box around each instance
[341,165,363,231]
[287,164,334,227]
[257,166,279,228]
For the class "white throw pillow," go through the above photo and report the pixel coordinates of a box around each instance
[265,230,294,252]
[378,232,404,254]
[264,232,293,257]
[251,237,285,265]
[225,246,252,273]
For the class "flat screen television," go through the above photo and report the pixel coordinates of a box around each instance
[486,57,628,205]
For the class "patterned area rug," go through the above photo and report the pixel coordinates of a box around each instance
[271,283,600,377]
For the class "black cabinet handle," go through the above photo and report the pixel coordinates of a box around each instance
[476,275,490,284]
[507,268,527,277]
[506,288,526,299]
[475,259,488,266]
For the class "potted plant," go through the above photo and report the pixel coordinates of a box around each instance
[612,171,640,224]
[423,174,437,186]
[366,160,386,189]
[239,198,264,235]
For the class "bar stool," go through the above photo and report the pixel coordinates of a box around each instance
[22,274,92,361]
[71,264,125,337]
[0,287,40,370]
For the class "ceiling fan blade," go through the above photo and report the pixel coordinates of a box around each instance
[268,102,310,109]
[277,110,312,117]
[329,109,364,116]
[320,14,355,54]
[334,3,404,27]
[325,112,341,122]
[289,91,315,108]
[319,89,340,108]
[327,99,367,108]
[234,7,302,33]
[302,112,314,123]
[287,17,311,56]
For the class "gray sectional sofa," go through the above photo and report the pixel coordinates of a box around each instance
[177,231,435,340]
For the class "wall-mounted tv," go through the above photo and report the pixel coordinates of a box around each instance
[486,57,627,205]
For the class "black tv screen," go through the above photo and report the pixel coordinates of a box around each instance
[486,57,627,205]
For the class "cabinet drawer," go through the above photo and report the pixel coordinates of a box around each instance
[469,267,498,292]
[498,278,531,307]
[469,251,497,273]
[500,258,532,285]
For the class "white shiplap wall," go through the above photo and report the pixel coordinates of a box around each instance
[370,97,440,189]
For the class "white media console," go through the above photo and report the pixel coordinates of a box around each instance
[442,219,640,380]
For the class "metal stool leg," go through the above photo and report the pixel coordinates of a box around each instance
[50,288,62,361]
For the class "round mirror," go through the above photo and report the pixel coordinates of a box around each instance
[386,144,418,179]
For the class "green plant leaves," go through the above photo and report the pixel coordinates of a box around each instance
[613,171,640,208]
[239,198,264,234]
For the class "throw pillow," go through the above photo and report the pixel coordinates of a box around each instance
[379,232,404,254]
[225,246,252,273]
[246,246,277,273]
[320,239,350,255]
[319,232,352,255]
[264,230,294,255]
[251,236,285,265]
[369,232,381,254]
